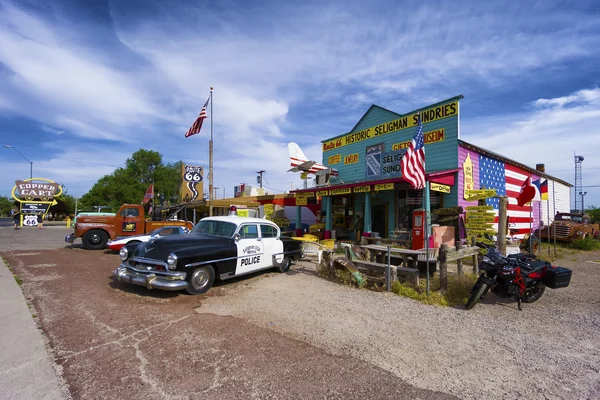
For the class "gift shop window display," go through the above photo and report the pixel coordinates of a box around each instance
[332,195,353,239]
[396,189,442,231]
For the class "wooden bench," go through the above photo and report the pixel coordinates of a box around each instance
[351,260,420,287]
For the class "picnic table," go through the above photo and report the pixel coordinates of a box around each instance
[359,244,437,267]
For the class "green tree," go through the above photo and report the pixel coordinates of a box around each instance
[78,149,182,214]
[0,195,14,216]
[586,206,600,223]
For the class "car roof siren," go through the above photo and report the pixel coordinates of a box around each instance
[228,205,237,216]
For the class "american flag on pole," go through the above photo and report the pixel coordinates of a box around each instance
[185,95,210,138]
[400,113,426,189]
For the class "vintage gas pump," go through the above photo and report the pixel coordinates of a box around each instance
[412,208,425,250]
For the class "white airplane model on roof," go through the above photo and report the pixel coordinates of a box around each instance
[287,142,338,175]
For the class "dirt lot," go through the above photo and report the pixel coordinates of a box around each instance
[2,245,455,400]
[2,229,599,399]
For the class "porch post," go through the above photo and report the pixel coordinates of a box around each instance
[364,192,372,233]
[325,196,332,239]
[295,205,303,237]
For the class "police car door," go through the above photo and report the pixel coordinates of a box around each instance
[260,223,284,267]
[235,223,265,275]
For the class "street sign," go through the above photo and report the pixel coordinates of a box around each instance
[466,206,493,211]
[464,189,496,201]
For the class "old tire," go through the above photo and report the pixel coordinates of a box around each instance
[522,283,546,303]
[277,256,291,273]
[82,230,109,250]
[465,279,489,310]
[186,266,215,295]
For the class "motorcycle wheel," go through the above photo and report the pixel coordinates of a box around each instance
[465,279,490,310]
[521,282,546,303]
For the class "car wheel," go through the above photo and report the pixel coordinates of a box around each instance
[277,256,291,273]
[82,230,109,250]
[186,265,215,295]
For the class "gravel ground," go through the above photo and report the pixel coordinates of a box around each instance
[200,251,600,400]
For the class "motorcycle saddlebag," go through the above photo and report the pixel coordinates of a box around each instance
[543,266,572,289]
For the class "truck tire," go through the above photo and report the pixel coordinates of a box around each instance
[82,230,109,250]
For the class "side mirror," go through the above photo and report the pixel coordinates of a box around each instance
[234,234,241,242]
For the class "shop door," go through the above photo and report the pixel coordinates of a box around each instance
[371,205,387,237]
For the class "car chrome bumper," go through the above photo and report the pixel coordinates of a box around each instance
[65,234,75,244]
[113,265,188,291]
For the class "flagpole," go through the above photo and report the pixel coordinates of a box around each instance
[424,181,431,296]
[209,87,214,217]
[547,183,550,255]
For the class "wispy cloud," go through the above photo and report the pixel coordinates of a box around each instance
[0,0,599,206]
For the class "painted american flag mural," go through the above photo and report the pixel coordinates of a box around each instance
[479,155,537,237]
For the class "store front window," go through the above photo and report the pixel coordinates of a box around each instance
[396,189,441,231]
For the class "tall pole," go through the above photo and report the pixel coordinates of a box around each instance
[424,183,431,296]
[257,170,265,188]
[209,87,214,216]
[75,181,79,218]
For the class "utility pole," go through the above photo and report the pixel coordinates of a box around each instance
[574,153,584,213]
[209,87,214,216]
[579,191,587,213]
[257,170,265,188]
[213,187,219,200]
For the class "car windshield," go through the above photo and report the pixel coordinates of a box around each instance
[191,220,236,238]
[149,227,165,236]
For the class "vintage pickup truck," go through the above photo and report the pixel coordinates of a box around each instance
[113,215,303,295]
[65,204,194,250]
[538,213,599,242]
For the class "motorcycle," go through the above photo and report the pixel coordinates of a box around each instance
[466,243,572,310]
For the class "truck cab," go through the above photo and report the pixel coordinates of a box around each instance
[66,204,194,250]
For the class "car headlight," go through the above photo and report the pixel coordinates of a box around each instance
[167,253,178,269]
[576,231,583,236]
[119,247,128,261]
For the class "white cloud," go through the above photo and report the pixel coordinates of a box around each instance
[462,87,600,207]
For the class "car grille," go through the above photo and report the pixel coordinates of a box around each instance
[554,225,570,238]
[128,257,167,273]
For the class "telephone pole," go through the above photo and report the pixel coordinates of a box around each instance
[257,170,265,188]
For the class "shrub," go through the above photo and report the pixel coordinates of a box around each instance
[571,236,600,251]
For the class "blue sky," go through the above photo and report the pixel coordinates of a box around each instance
[0,0,599,207]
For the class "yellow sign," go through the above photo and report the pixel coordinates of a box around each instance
[466,206,493,211]
[467,214,495,222]
[392,129,445,151]
[430,182,451,193]
[330,187,351,196]
[317,190,329,197]
[272,217,290,228]
[295,191,314,198]
[180,164,204,203]
[463,153,473,199]
[468,228,496,235]
[344,154,359,165]
[353,185,371,193]
[300,172,308,180]
[374,183,394,191]
[296,197,307,206]
[465,189,496,201]
[465,222,493,229]
[322,100,459,152]
[328,154,342,165]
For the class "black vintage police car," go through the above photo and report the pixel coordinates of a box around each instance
[113,215,303,295]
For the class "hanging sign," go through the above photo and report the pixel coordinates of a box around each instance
[466,206,493,211]
[374,183,394,191]
[353,185,371,193]
[317,190,329,197]
[430,182,451,193]
[330,187,351,196]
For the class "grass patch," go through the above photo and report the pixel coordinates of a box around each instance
[391,272,478,307]
[570,236,600,251]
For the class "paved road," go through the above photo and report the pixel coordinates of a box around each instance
[0,225,459,399]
